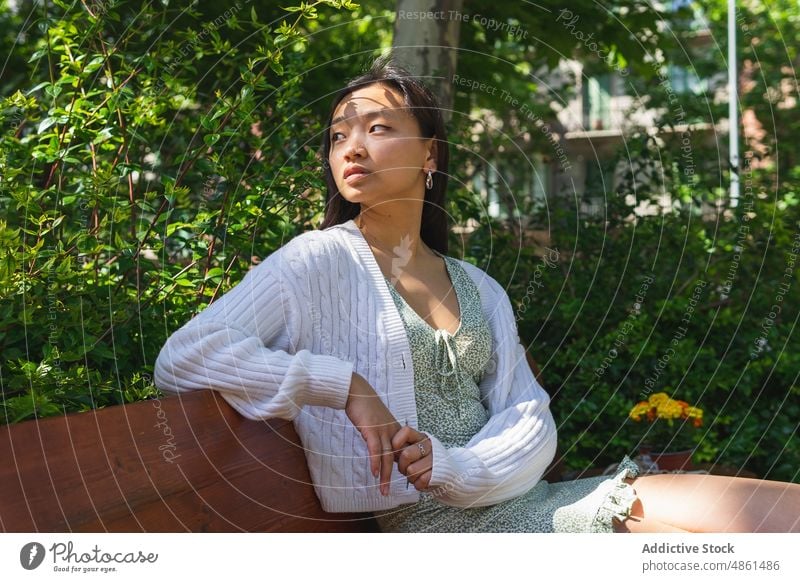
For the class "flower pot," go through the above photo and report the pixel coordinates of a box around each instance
[639,446,694,471]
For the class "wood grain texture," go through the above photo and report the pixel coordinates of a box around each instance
[0,391,377,532]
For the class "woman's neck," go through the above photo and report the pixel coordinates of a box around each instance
[355,209,432,262]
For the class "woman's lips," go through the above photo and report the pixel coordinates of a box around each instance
[344,171,370,184]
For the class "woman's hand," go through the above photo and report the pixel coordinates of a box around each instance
[392,426,433,491]
[345,372,402,496]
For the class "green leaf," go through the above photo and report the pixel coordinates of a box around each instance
[57,74,79,86]
[84,55,105,73]
[44,84,62,99]
[27,81,50,94]
[28,49,47,63]
[166,222,191,236]
[37,117,57,134]
[92,127,114,144]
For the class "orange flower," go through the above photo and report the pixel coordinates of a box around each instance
[628,392,704,424]
[629,401,651,421]
[628,392,706,449]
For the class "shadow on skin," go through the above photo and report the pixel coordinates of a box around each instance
[612,474,800,533]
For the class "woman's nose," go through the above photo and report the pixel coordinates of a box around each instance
[344,144,364,160]
[344,138,365,160]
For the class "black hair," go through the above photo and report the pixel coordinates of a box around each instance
[318,54,450,253]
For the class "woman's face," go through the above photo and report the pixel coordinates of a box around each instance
[327,82,436,210]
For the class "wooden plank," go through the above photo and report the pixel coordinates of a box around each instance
[0,391,377,532]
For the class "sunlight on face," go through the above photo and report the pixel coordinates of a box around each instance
[328,83,434,209]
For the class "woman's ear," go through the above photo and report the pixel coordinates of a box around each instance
[425,136,438,172]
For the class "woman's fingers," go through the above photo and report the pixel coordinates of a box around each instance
[399,448,431,478]
[364,431,400,495]
[363,429,400,495]
[380,439,395,496]
[390,426,410,451]
[395,432,432,488]
[405,460,432,491]
[369,423,432,494]
[391,425,423,450]
[344,375,406,496]
[365,432,382,479]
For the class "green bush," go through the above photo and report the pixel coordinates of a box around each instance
[469,159,799,482]
[0,0,359,423]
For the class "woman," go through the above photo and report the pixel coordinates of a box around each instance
[155,56,800,533]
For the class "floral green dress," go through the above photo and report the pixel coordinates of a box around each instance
[373,251,640,533]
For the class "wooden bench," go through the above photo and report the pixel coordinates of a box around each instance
[0,353,560,532]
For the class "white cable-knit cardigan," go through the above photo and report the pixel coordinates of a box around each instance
[154,218,557,513]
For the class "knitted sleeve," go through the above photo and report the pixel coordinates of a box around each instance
[423,273,558,508]
[153,241,354,421]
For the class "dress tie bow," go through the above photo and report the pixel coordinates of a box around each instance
[434,329,466,419]
[433,328,459,377]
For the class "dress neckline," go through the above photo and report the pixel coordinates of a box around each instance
[341,218,463,337]
[383,251,464,338]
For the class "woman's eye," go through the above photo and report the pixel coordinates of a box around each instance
[330,125,388,143]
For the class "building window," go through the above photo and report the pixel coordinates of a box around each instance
[582,74,612,130]
[480,163,508,219]
[667,64,705,95]
[670,0,707,31]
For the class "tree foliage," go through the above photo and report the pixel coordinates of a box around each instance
[463,2,800,481]
[0,0,361,422]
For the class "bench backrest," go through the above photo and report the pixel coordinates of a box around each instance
[0,390,377,532]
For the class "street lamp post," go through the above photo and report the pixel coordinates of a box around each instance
[728,0,740,208]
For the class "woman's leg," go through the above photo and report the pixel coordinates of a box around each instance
[613,473,800,533]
